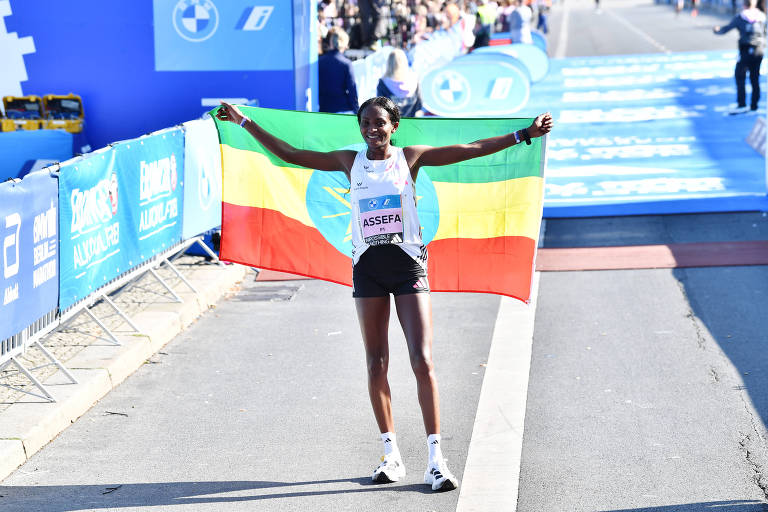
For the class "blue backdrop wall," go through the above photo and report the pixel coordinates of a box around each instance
[5,0,317,151]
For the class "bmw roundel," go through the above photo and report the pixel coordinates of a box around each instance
[173,0,219,42]
[368,199,378,209]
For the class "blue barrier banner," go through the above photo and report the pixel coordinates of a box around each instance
[182,118,221,238]
[473,43,549,82]
[0,171,59,340]
[0,130,74,182]
[153,0,292,71]
[520,51,768,216]
[421,53,530,116]
[59,129,185,309]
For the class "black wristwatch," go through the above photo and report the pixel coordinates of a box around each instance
[521,128,532,145]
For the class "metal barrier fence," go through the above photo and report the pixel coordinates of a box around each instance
[0,118,223,403]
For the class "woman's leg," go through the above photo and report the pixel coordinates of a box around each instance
[355,296,395,433]
[393,293,439,435]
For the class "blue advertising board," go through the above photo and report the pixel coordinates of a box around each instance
[153,0,293,71]
[421,53,531,116]
[59,128,185,309]
[473,43,550,82]
[181,119,221,238]
[4,0,317,151]
[0,171,59,340]
[0,130,73,182]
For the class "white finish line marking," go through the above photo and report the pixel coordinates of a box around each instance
[456,272,540,512]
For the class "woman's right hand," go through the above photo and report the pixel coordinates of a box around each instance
[216,101,245,125]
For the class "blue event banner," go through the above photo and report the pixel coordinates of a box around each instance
[0,171,59,340]
[153,0,293,71]
[59,128,185,309]
[181,118,222,239]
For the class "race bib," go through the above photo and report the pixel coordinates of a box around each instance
[359,194,404,245]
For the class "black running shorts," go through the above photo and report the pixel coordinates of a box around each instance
[352,244,430,298]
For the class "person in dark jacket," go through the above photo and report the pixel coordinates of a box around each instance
[319,27,359,114]
[376,49,423,118]
[714,0,767,114]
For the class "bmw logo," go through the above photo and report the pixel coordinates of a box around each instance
[368,199,378,209]
[173,0,219,42]
[432,70,471,110]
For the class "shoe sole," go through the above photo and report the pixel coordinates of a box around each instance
[373,467,406,483]
[424,473,459,492]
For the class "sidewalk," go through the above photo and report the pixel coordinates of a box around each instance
[0,256,248,481]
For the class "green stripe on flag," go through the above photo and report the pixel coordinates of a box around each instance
[211,106,542,183]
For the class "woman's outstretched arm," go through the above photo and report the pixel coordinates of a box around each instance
[404,112,553,172]
[216,102,355,174]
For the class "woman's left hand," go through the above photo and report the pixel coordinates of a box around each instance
[528,112,554,138]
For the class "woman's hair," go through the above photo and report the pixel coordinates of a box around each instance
[384,49,411,81]
[326,26,349,51]
[357,97,401,125]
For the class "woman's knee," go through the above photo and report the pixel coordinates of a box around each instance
[410,351,435,379]
[367,354,389,378]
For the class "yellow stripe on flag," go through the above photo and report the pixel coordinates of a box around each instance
[432,176,543,241]
[221,145,314,228]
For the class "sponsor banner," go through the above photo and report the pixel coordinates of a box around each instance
[421,53,530,116]
[0,171,59,340]
[59,128,185,309]
[182,118,222,238]
[519,51,768,216]
[473,43,550,82]
[489,30,548,54]
[153,0,292,71]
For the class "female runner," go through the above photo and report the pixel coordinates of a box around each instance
[216,98,553,492]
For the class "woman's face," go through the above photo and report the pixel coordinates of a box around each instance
[359,105,398,151]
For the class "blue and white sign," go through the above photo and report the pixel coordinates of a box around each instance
[181,118,222,238]
[421,53,531,116]
[0,171,59,340]
[59,128,185,309]
[154,0,292,71]
[473,43,550,83]
[520,51,768,216]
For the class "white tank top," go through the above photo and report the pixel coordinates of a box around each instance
[349,147,427,268]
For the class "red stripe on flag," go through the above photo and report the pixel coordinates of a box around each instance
[221,203,353,287]
[427,236,536,302]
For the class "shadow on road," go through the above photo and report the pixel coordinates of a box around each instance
[0,477,437,511]
[601,499,768,511]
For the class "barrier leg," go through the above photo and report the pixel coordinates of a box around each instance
[149,268,183,303]
[31,341,78,385]
[101,293,143,334]
[83,307,122,346]
[0,357,56,402]
[160,257,198,294]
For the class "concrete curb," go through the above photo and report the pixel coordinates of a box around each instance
[0,263,248,482]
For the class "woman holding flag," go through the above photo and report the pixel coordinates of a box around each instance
[216,98,552,492]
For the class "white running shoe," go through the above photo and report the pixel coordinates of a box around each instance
[372,453,406,483]
[729,105,750,115]
[424,460,459,492]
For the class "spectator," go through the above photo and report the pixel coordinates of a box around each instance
[376,48,423,117]
[319,27,359,114]
[359,0,388,49]
[714,0,767,114]
[474,0,498,47]
[509,0,533,44]
[537,0,551,34]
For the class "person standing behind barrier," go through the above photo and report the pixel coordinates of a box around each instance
[536,0,551,33]
[509,0,533,43]
[376,49,423,118]
[473,0,498,48]
[359,0,387,50]
[714,0,767,114]
[319,27,359,114]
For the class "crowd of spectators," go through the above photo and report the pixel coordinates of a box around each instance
[318,0,552,52]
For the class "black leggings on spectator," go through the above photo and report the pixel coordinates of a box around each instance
[736,44,763,110]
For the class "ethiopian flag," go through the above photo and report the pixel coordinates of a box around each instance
[212,107,546,302]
